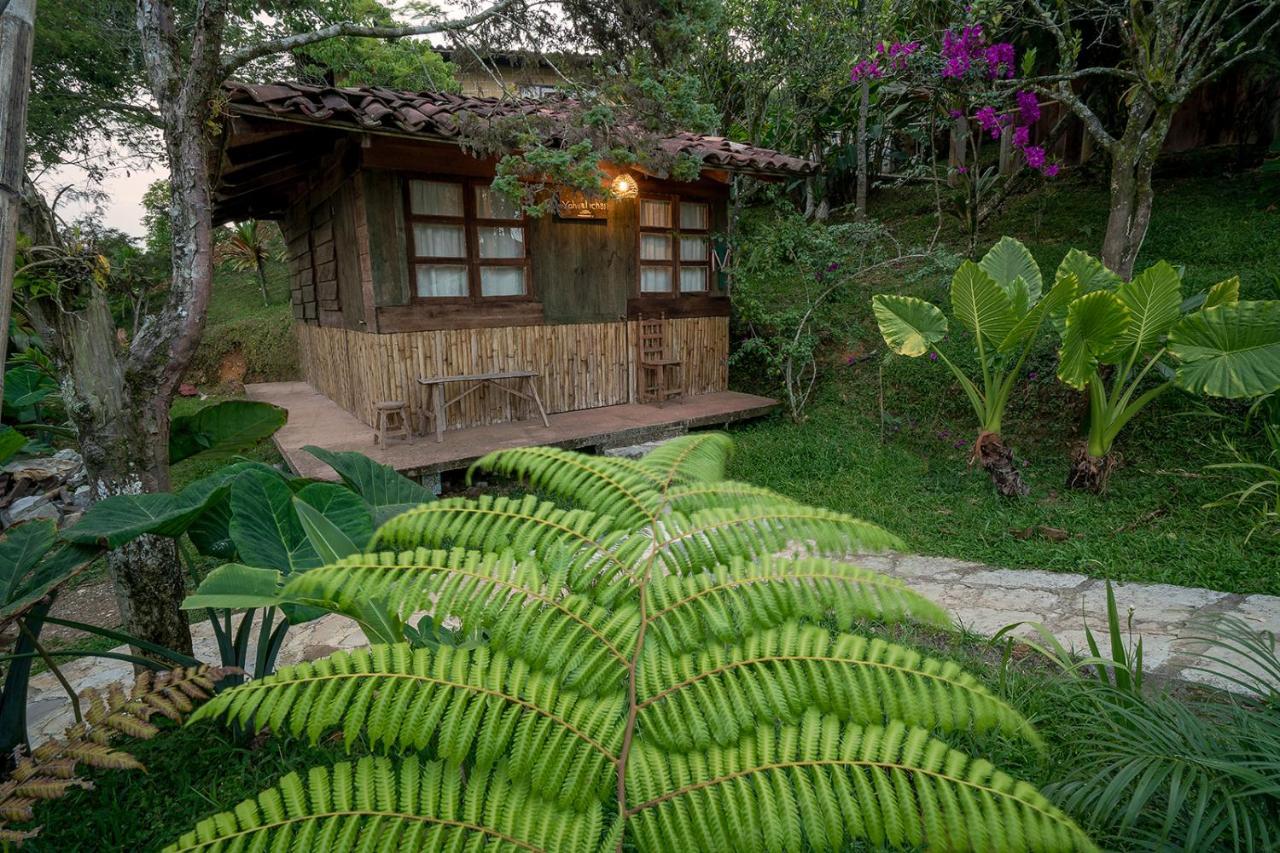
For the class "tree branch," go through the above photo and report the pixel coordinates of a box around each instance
[1026,82,1118,153]
[219,0,524,78]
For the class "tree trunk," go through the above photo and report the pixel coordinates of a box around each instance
[1100,99,1172,279]
[974,432,1028,497]
[256,259,269,305]
[0,0,36,405]
[855,78,869,217]
[60,294,193,655]
[947,114,968,186]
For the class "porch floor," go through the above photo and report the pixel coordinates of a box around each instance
[245,381,777,481]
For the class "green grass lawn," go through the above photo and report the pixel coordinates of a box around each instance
[729,172,1280,595]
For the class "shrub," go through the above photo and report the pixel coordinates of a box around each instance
[167,435,1094,852]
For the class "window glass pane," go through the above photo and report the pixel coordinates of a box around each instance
[416,264,468,298]
[413,223,466,257]
[480,267,526,297]
[640,234,671,261]
[640,199,671,228]
[680,202,709,230]
[679,267,708,292]
[478,225,525,259]
[641,267,672,293]
[409,180,463,216]
[475,185,521,220]
[680,236,707,262]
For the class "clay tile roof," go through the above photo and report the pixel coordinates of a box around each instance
[222,81,815,177]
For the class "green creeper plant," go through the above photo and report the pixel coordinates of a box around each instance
[873,237,1078,497]
[1053,255,1280,492]
[165,434,1095,852]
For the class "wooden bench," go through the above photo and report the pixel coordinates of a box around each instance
[416,370,550,443]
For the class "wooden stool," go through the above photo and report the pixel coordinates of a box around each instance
[373,400,412,445]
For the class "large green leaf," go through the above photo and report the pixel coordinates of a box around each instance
[186,493,236,559]
[979,236,1042,308]
[62,461,265,548]
[1116,261,1182,355]
[1,521,100,621]
[302,446,434,508]
[999,273,1080,353]
[229,468,320,573]
[169,401,287,464]
[1057,291,1131,390]
[1203,276,1240,309]
[871,295,947,357]
[2,366,56,412]
[950,261,1016,347]
[1055,248,1122,295]
[0,425,26,464]
[181,563,285,610]
[1168,301,1280,399]
[63,492,215,548]
[1,520,56,607]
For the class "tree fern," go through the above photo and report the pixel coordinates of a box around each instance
[174,434,1094,851]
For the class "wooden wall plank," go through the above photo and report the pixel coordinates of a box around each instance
[294,316,727,428]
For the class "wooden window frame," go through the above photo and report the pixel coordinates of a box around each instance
[636,193,712,299]
[402,175,535,304]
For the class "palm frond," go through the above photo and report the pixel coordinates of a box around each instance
[625,712,1095,852]
[282,548,638,695]
[189,643,624,808]
[165,756,614,853]
[371,495,646,602]
[638,432,734,485]
[636,622,1039,751]
[645,556,948,654]
[471,446,664,525]
[664,481,799,513]
[653,505,904,575]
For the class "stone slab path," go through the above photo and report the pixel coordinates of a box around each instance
[24,554,1280,745]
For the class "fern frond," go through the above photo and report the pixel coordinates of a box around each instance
[1,666,229,844]
[282,548,638,695]
[637,622,1039,752]
[638,432,734,486]
[646,556,949,654]
[188,644,623,808]
[371,495,647,603]
[653,506,904,575]
[471,446,664,526]
[664,481,798,514]
[165,756,612,853]
[625,712,1095,853]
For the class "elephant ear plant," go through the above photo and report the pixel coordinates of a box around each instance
[164,435,1095,852]
[873,237,1077,496]
[1054,256,1280,491]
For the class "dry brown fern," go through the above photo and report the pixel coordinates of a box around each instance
[0,665,235,845]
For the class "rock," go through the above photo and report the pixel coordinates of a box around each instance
[178,383,199,397]
[71,485,91,507]
[7,495,60,524]
[60,511,83,529]
[603,440,668,459]
[3,453,83,483]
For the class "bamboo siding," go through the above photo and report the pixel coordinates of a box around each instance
[297,317,730,429]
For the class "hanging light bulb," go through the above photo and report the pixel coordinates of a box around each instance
[610,172,638,198]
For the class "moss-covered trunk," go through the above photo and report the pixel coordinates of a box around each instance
[1100,95,1173,280]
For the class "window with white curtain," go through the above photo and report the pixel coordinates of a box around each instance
[638,195,710,296]
[405,178,529,300]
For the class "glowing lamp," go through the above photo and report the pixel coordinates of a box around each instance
[610,173,638,198]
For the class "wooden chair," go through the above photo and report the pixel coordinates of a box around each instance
[373,400,412,445]
[636,314,683,405]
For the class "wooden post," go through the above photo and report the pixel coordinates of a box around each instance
[0,0,36,405]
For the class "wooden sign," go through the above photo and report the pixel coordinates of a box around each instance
[555,189,608,220]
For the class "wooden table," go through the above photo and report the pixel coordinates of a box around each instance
[416,370,549,443]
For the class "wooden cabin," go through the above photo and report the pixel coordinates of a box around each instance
[212,82,813,447]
